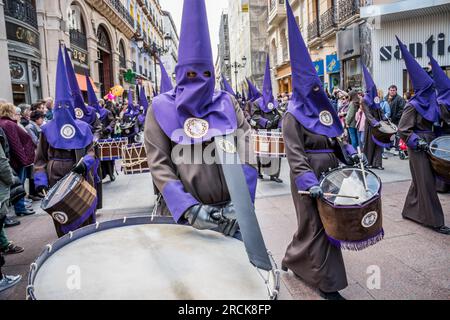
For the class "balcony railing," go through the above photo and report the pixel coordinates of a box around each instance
[106,0,134,27]
[4,0,38,29]
[69,29,88,51]
[319,7,337,34]
[132,61,137,72]
[338,0,370,24]
[307,19,320,41]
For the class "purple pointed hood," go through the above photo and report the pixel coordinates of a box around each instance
[42,46,93,150]
[285,1,343,137]
[159,58,173,94]
[139,86,149,113]
[362,63,381,110]
[222,74,236,97]
[64,47,97,125]
[151,0,237,145]
[255,54,278,113]
[246,78,262,102]
[396,36,439,123]
[85,71,108,121]
[428,53,450,108]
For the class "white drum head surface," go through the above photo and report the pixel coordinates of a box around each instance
[33,224,269,300]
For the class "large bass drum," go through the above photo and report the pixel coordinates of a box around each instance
[27,216,280,300]
[317,167,384,251]
[429,136,450,183]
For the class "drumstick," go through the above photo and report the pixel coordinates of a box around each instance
[298,191,360,200]
[429,146,450,153]
[358,146,369,192]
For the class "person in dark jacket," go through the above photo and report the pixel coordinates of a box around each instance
[385,85,406,125]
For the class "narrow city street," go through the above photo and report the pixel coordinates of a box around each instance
[1,154,448,300]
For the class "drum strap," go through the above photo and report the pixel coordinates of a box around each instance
[214,134,272,271]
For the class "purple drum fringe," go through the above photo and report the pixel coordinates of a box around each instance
[371,135,393,148]
[326,228,384,251]
[60,197,97,235]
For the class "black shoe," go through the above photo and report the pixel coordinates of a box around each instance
[432,226,450,235]
[374,166,384,170]
[15,209,36,216]
[109,174,116,182]
[258,174,264,180]
[270,177,283,183]
[4,217,20,228]
[319,289,346,300]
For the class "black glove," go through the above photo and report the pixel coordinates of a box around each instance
[184,204,222,231]
[218,202,239,237]
[373,122,382,128]
[266,120,273,129]
[72,161,87,175]
[36,185,48,196]
[309,186,323,199]
[351,153,369,167]
[273,114,281,123]
[417,139,429,152]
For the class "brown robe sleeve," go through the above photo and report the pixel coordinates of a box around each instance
[362,102,382,127]
[282,113,319,191]
[398,104,420,149]
[144,106,199,221]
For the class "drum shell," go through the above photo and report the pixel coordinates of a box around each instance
[317,196,383,242]
[121,143,150,175]
[98,138,128,161]
[253,130,286,158]
[372,121,397,144]
[41,178,97,225]
[429,152,450,182]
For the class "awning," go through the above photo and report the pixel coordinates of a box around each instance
[75,74,99,93]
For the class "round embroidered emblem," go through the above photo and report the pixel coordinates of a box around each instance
[217,138,236,154]
[74,108,84,119]
[361,211,378,228]
[60,124,76,139]
[52,211,68,224]
[319,111,333,126]
[184,118,209,139]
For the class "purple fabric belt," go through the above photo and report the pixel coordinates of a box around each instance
[305,149,334,154]
[414,130,433,134]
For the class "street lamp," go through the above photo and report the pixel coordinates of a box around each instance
[225,56,247,94]
[148,40,169,95]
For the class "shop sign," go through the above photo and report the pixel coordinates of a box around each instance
[6,21,39,49]
[326,54,340,74]
[72,48,88,65]
[380,33,450,61]
[313,60,324,76]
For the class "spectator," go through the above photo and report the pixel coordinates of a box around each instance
[337,91,350,139]
[385,85,405,125]
[31,100,48,116]
[0,125,22,292]
[355,104,366,148]
[44,97,54,121]
[378,89,391,120]
[345,90,360,149]
[18,104,31,127]
[0,103,36,216]
[25,111,44,146]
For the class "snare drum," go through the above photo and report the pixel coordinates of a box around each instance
[252,130,286,158]
[121,143,150,175]
[27,216,280,300]
[372,120,397,146]
[317,167,384,251]
[97,138,128,161]
[41,172,97,226]
[429,136,450,182]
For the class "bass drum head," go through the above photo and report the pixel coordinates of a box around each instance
[32,223,270,300]
[430,136,450,161]
[320,167,381,206]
